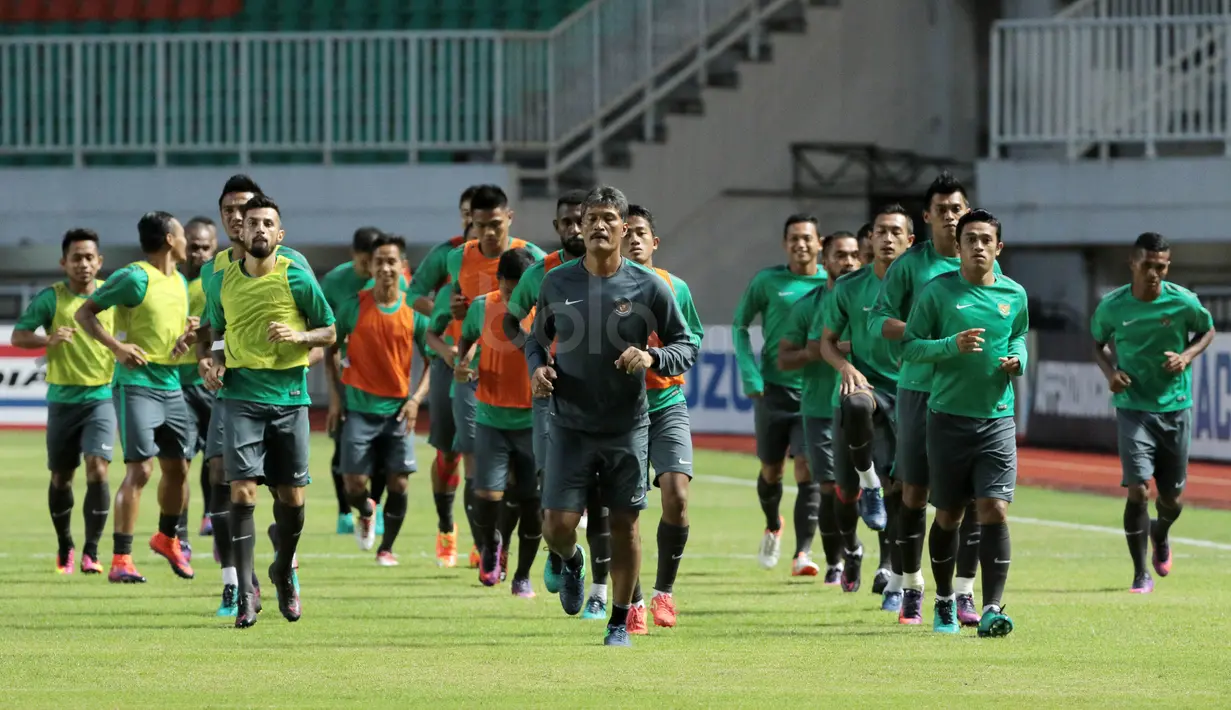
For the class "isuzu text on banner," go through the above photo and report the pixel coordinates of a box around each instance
[1028,331,1231,463]
[0,325,47,428]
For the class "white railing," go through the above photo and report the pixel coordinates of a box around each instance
[989,16,1231,158]
[1060,0,1231,18]
[0,0,793,184]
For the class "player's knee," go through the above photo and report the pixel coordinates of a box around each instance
[275,485,306,507]
[124,461,153,488]
[975,497,1008,524]
[1126,483,1149,504]
[49,470,74,489]
[230,480,258,505]
[792,456,810,482]
[934,507,963,531]
[836,485,859,505]
[386,473,410,494]
[475,488,502,502]
[541,510,575,542]
[1157,493,1183,511]
[759,461,784,483]
[902,483,929,509]
[83,456,109,482]
[608,508,639,539]
[659,473,689,523]
[819,481,836,496]
[841,391,876,422]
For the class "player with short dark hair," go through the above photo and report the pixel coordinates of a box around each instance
[455,247,541,595]
[324,225,388,537]
[817,205,913,605]
[618,205,705,632]
[177,216,218,548]
[527,185,698,647]
[901,209,1025,637]
[76,211,197,584]
[857,223,874,265]
[333,233,430,566]
[733,213,827,570]
[868,173,994,625]
[203,194,335,628]
[1092,232,1215,594]
[778,232,861,584]
[405,186,481,567]
[12,229,115,575]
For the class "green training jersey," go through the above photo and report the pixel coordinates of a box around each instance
[506,250,578,321]
[15,280,115,403]
[90,262,189,390]
[207,256,334,406]
[1090,282,1214,413]
[902,271,1028,419]
[870,241,1002,393]
[406,237,466,302]
[335,293,429,416]
[781,284,838,419]
[733,265,827,394]
[647,271,705,413]
[816,265,901,393]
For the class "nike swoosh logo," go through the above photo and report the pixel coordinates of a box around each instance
[678,459,691,465]
[862,306,873,311]
[993,558,1011,564]
[956,304,974,310]
[778,291,793,296]
[671,553,683,560]
[101,444,112,450]
[564,299,583,306]
[1122,319,1137,326]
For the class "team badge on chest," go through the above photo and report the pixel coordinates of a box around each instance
[998,303,1011,317]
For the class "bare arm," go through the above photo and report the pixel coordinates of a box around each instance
[881,319,906,341]
[818,328,854,374]
[412,296,435,317]
[1093,341,1119,380]
[298,325,336,349]
[776,337,813,372]
[74,300,123,352]
[1182,327,1216,362]
[11,329,48,348]
[410,360,431,404]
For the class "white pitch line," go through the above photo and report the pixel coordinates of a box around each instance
[699,474,1231,552]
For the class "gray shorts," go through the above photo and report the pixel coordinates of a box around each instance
[803,416,835,484]
[426,357,457,452]
[926,411,1017,512]
[340,410,417,477]
[46,399,116,472]
[204,395,226,461]
[474,423,537,499]
[833,388,898,492]
[452,377,478,454]
[894,387,930,487]
[221,398,311,487]
[1116,408,1192,494]
[542,421,650,513]
[115,385,195,462]
[753,382,804,464]
[649,402,693,483]
[532,396,550,475]
[182,384,215,456]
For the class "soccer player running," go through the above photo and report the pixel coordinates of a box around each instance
[733,215,827,570]
[178,217,218,546]
[332,233,431,566]
[777,233,861,584]
[323,226,386,537]
[868,172,993,625]
[618,205,704,632]
[406,186,478,567]
[900,209,1025,637]
[816,206,912,605]
[203,195,334,628]
[1091,232,1215,594]
[454,248,541,594]
[12,229,116,575]
[76,212,197,584]
[443,185,545,568]
[527,186,698,647]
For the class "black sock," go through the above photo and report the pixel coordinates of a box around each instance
[48,483,75,553]
[472,497,500,550]
[379,490,409,553]
[348,491,374,518]
[632,581,644,605]
[835,494,860,552]
[497,498,520,551]
[900,506,928,575]
[928,520,959,597]
[610,603,630,627]
[158,513,179,539]
[756,475,783,531]
[792,481,820,556]
[884,488,903,574]
[563,543,583,571]
[210,483,234,568]
[331,443,349,515]
[83,481,109,559]
[1154,499,1184,542]
[956,500,980,581]
[1124,499,1150,576]
[231,503,257,597]
[370,473,387,507]
[655,522,689,594]
[463,478,480,547]
[199,459,211,520]
[113,532,133,556]
[272,501,304,577]
[586,505,611,586]
[176,508,189,543]
[818,489,841,566]
[979,521,1011,609]
[434,492,456,533]
[515,497,542,578]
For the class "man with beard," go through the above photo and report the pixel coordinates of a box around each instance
[203,194,335,628]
